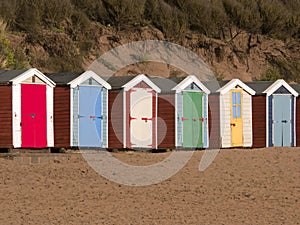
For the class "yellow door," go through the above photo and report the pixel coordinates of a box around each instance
[230,90,243,146]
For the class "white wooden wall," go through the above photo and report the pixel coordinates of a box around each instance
[46,85,54,147]
[12,84,21,148]
[175,92,183,147]
[71,87,79,147]
[203,93,209,148]
[220,91,231,148]
[102,88,108,148]
[242,91,253,147]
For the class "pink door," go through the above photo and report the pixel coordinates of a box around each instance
[21,84,47,148]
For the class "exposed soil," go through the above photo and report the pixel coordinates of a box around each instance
[83,28,300,81]
[0,148,299,225]
[6,25,300,82]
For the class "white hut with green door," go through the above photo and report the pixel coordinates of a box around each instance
[172,76,210,149]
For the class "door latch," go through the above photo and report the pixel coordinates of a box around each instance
[142,117,153,122]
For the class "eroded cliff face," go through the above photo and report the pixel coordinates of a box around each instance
[4,24,300,81]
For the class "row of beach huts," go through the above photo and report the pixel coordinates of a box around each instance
[0,68,299,150]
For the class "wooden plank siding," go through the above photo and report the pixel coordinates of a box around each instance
[220,91,231,147]
[53,87,70,148]
[252,96,267,148]
[242,90,253,147]
[108,91,124,149]
[152,91,157,149]
[208,94,220,149]
[125,90,130,148]
[0,86,12,148]
[296,98,300,146]
[157,94,175,149]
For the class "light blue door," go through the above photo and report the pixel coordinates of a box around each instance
[79,86,102,147]
[273,95,291,146]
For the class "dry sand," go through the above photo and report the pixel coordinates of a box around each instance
[0,147,299,225]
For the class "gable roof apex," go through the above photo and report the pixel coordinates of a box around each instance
[121,74,161,93]
[67,70,111,89]
[10,68,55,87]
[172,75,210,94]
[217,78,255,95]
[262,79,298,96]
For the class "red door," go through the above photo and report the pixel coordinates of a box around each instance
[21,84,47,148]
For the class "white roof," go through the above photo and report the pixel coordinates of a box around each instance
[217,78,255,95]
[122,74,161,93]
[172,75,211,94]
[11,68,56,87]
[68,70,111,89]
[263,79,298,97]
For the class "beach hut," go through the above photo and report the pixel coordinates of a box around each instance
[107,74,161,149]
[0,68,55,149]
[172,76,210,148]
[261,80,298,147]
[204,79,255,148]
[150,75,210,149]
[46,71,111,148]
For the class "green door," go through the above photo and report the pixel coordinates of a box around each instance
[182,92,203,148]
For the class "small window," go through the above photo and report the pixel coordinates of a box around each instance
[232,92,241,118]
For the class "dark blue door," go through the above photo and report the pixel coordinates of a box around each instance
[273,95,291,146]
[79,86,102,147]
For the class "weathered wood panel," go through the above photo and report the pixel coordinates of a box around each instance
[0,86,12,148]
[108,91,124,149]
[252,96,266,148]
[53,87,70,148]
[157,94,175,149]
[208,94,220,149]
